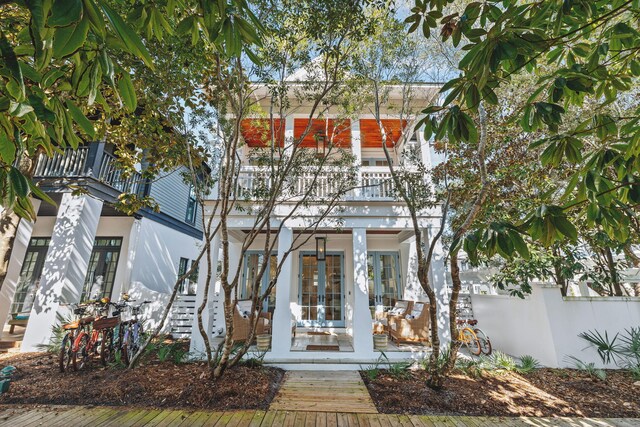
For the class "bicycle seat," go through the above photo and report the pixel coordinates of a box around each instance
[467,319,478,326]
[63,322,79,330]
[456,319,466,325]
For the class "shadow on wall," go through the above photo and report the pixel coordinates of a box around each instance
[33,196,100,315]
[127,282,170,333]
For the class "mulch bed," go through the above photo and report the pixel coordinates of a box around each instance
[0,352,284,410]
[361,369,640,417]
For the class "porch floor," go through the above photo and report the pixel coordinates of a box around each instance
[291,329,430,353]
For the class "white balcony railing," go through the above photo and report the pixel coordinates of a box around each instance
[34,147,89,177]
[235,166,399,201]
[97,152,141,193]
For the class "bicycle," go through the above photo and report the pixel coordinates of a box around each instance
[98,299,130,366]
[71,299,111,371]
[456,319,481,356]
[120,300,151,365]
[59,303,93,372]
[471,322,492,356]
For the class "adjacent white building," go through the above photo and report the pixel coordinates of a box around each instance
[0,142,204,350]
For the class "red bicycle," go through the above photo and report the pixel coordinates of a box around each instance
[71,299,113,370]
[59,303,93,372]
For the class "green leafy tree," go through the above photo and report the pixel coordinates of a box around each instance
[407,0,640,259]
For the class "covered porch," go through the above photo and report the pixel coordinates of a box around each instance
[191,216,447,365]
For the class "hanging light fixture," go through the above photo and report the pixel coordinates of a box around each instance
[315,236,326,261]
[315,132,326,157]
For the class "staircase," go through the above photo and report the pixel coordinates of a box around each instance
[169,295,196,338]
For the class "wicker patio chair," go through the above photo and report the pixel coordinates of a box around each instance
[375,300,412,332]
[388,301,430,343]
[232,300,271,342]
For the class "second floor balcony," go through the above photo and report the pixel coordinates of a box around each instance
[235,165,412,202]
[34,143,142,196]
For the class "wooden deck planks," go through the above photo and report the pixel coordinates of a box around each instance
[0,406,636,426]
[270,370,378,414]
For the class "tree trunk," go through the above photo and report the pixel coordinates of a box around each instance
[604,247,623,296]
[0,210,21,291]
[212,288,235,378]
[552,245,568,296]
[442,252,463,374]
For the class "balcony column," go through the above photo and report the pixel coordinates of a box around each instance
[352,228,374,354]
[424,220,450,348]
[271,226,293,356]
[84,141,106,177]
[0,199,41,337]
[351,119,363,198]
[283,116,295,158]
[189,230,221,356]
[22,193,103,351]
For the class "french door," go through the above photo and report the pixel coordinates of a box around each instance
[241,251,277,315]
[299,252,344,327]
[12,238,51,314]
[368,252,401,317]
[81,238,122,301]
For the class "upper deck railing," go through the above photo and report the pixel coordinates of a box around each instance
[34,143,142,194]
[235,165,409,202]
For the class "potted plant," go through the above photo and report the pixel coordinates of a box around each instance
[373,333,388,350]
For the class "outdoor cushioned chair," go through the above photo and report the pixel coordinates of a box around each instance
[232,299,271,342]
[375,300,411,332]
[388,301,430,343]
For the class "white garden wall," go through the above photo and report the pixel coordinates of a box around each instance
[471,285,640,368]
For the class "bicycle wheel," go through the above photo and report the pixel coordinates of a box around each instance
[72,334,90,371]
[120,326,131,366]
[461,327,481,356]
[59,333,73,373]
[474,328,492,356]
[100,329,114,366]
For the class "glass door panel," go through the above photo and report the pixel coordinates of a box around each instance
[368,252,401,317]
[12,238,50,314]
[299,252,344,327]
[81,238,122,301]
[242,252,278,315]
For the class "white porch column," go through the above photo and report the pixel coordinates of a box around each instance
[22,193,102,351]
[351,119,363,199]
[283,116,295,158]
[0,199,41,336]
[352,228,373,354]
[425,220,450,348]
[189,232,220,356]
[271,227,293,356]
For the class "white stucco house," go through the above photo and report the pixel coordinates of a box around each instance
[0,141,204,351]
[187,76,452,367]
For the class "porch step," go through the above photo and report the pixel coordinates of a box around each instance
[0,341,21,353]
[270,370,378,413]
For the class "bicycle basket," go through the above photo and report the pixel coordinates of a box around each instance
[92,316,120,330]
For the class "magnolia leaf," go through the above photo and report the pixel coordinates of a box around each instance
[9,167,29,198]
[117,72,136,111]
[52,17,90,58]
[48,0,83,27]
[66,100,96,138]
[100,1,155,69]
[0,130,16,165]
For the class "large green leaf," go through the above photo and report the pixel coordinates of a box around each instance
[52,17,90,58]
[0,130,16,165]
[9,167,29,198]
[99,1,155,69]
[117,71,136,111]
[48,0,83,27]
[0,30,25,100]
[66,100,95,138]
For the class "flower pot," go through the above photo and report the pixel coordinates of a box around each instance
[256,334,271,351]
[373,333,388,350]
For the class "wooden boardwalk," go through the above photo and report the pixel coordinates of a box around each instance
[0,406,637,426]
[270,370,378,413]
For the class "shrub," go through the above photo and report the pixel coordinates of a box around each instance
[456,357,487,378]
[566,356,607,381]
[578,327,640,374]
[515,355,541,374]
[489,351,517,372]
